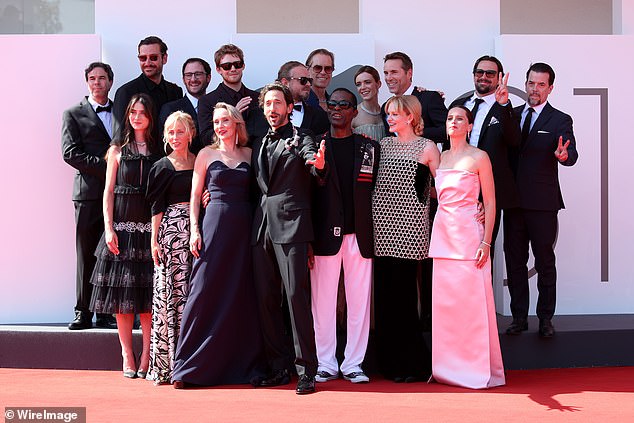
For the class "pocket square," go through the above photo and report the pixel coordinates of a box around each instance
[488,117,499,126]
[537,130,550,134]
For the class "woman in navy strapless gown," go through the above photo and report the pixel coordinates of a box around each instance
[171,103,265,387]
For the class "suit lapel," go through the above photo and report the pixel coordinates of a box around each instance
[300,101,311,129]
[523,102,553,150]
[326,137,341,197]
[269,137,286,177]
[476,108,495,148]
[80,98,110,139]
[254,138,269,193]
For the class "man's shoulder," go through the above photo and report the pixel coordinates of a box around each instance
[449,93,471,108]
[116,75,144,93]
[199,86,223,106]
[162,96,190,111]
[64,97,89,115]
[163,79,183,94]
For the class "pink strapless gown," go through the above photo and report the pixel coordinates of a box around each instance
[429,169,505,389]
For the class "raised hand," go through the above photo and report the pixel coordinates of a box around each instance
[554,136,570,162]
[495,72,509,105]
[235,96,252,113]
[306,140,326,170]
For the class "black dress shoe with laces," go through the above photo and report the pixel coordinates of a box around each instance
[253,369,291,387]
[68,311,92,330]
[505,318,528,335]
[95,313,117,329]
[295,374,316,395]
[539,319,555,338]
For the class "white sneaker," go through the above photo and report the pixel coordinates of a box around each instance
[315,370,338,382]
[343,371,370,383]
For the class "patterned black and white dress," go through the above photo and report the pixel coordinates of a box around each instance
[145,157,193,384]
[89,146,158,314]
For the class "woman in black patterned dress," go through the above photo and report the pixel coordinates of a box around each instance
[146,111,196,384]
[90,94,159,378]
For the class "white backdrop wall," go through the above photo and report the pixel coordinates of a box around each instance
[0,1,631,323]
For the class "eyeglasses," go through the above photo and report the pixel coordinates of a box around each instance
[138,54,161,62]
[473,69,498,78]
[289,77,313,86]
[326,100,355,110]
[311,64,334,74]
[183,72,207,80]
[218,60,245,71]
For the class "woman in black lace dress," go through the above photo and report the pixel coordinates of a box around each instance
[90,94,160,378]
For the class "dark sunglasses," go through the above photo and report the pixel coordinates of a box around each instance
[326,100,354,110]
[218,60,245,71]
[311,64,334,74]
[138,54,161,62]
[290,77,313,86]
[473,69,498,78]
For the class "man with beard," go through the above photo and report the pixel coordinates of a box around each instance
[504,62,578,338]
[112,36,182,145]
[159,58,211,154]
[277,61,329,136]
[448,55,521,248]
[250,83,326,395]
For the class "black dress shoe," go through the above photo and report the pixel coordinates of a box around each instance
[254,369,291,387]
[505,318,528,335]
[173,380,185,389]
[95,314,117,329]
[68,312,93,330]
[539,319,555,338]
[295,374,316,395]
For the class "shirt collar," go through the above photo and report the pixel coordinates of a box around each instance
[185,92,199,111]
[524,101,547,115]
[87,96,109,110]
[472,92,496,105]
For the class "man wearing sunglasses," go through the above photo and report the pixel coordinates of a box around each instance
[382,51,448,144]
[277,61,329,137]
[448,55,521,252]
[305,48,335,111]
[198,44,267,146]
[112,36,183,147]
[310,88,379,385]
[158,58,211,155]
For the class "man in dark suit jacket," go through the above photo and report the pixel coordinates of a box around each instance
[310,88,379,385]
[197,44,268,146]
[381,51,448,143]
[277,61,330,137]
[61,62,117,330]
[448,55,521,246]
[112,36,182,145]
[159,58,211,155]
[504,62,578,338]
[250,83,327,395]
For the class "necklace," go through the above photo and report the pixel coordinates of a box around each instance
[360,103,381,116]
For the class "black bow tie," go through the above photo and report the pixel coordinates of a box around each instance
[266,129,282,141]
[294,104,303,112]
[96,104,112,113]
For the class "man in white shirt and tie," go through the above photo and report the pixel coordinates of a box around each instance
[62,62,117,330]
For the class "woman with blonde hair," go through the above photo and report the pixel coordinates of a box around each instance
[145,111,196,384]
[172,103,265,388]
[372,95,440,382]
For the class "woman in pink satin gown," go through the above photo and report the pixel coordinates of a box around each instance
[428,106,505,389]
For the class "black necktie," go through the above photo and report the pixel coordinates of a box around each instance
[470,98,484,117]
[96,104,111,113]
[522,107,534,144]
[294,104,302,112]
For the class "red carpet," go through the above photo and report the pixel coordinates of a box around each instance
[1,367,633,422]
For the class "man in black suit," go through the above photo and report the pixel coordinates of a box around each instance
[159,57,211,154]
[112,36,182,144]
[250,83,326,395]
[504,62,578,338]
[310,88,379,384]
[448,55,521,246]
[62,62,117,330]
[197,44,267,145]
[277,61,330,136]
[305,48,334,110]
[382,51,448,143]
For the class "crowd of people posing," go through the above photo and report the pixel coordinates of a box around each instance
[62,37,577,394]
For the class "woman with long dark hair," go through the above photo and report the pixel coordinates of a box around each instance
[90,93,160,378]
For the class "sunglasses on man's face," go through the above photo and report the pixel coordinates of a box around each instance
[218,60,245,71]
[473,69,498,78]
[311,65,334,74]
[138,54,161,62]
[326,100,354,110]
[290,77,313,86]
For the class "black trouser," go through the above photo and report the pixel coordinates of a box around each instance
[74,200,103,315]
